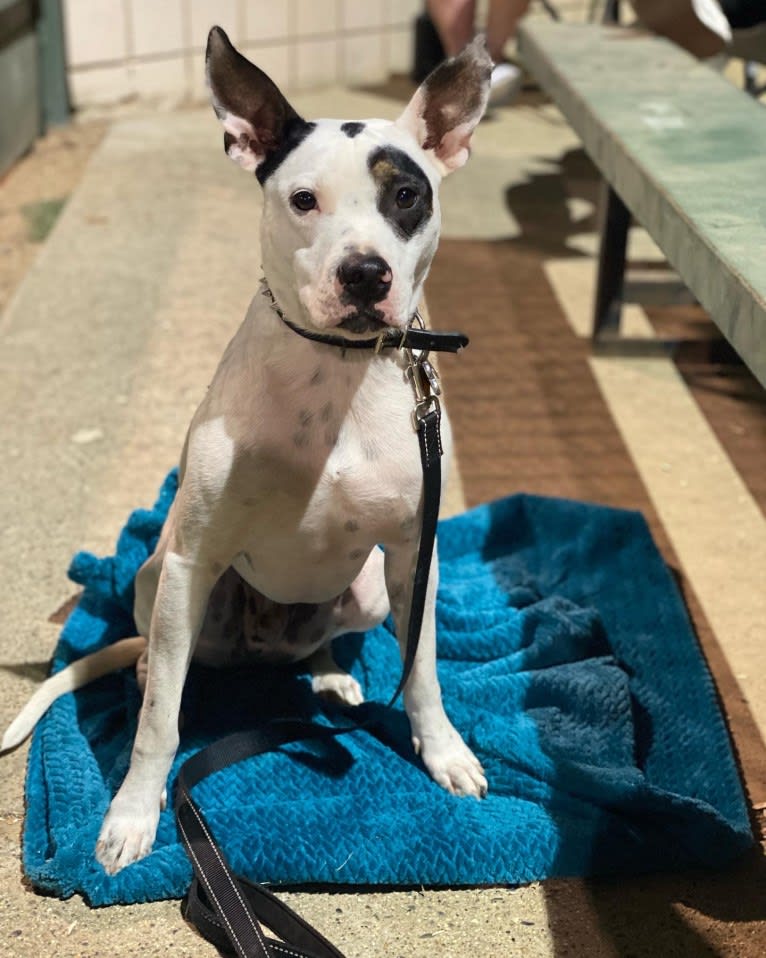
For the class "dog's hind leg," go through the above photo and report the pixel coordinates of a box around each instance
[331,546,390,635]
[308,644,364,707]
[309,546,390,707]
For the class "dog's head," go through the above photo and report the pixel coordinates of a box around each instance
[206,27,490,337]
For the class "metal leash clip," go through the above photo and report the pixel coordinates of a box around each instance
[404,312,442,428]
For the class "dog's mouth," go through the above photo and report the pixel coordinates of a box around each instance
[337,308,387,335]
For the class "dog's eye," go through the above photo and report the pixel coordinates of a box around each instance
[290,190,317,213]
[396,187,418,209]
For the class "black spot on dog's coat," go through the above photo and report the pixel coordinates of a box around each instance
[341,121,365,138]
[256,118,317,185]
[368,146,433,240]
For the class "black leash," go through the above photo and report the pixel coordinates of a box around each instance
[175,314,467,958]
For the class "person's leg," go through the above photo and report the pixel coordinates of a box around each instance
[427,0,477,57]
[629,1,731,58]
[484,0,531,105]
[485,0,531,61]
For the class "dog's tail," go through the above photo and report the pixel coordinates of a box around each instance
[1,636,147,753]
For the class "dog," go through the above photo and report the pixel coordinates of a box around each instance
[3,27,491,875]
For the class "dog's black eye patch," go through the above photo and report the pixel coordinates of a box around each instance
[368,146,433,241]
[341,121,365,138]
[256,119,317,185]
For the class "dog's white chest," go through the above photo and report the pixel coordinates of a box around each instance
[307,411,422,531]
[219,351,432,603]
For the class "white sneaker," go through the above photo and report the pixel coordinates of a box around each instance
[692,0,732,45]
[488,61,523,107]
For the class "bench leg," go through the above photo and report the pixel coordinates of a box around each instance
[592,182,630,340]
[602,0,621,25]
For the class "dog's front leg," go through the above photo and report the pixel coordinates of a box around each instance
[95,551,215,873]
[385,541,487,798]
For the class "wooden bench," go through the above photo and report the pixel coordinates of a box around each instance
[517,20,766,389]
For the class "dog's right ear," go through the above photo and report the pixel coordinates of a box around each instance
[206,26,303,176]
[395,36,491,177]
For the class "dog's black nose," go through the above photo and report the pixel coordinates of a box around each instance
[337,254,392,303]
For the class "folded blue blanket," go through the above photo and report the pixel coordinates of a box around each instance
[23,471,752,905]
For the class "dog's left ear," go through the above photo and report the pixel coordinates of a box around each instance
[396,37,492,177]
[206,25,304,176]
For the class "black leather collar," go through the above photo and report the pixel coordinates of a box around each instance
[261,281,469,354]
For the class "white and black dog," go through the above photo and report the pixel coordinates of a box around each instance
[3,27,491,874]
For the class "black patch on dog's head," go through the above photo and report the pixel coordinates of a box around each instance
[207,27,308,178]
[341,121,365,138]
[256,118,317,185]
[368,146,433,241]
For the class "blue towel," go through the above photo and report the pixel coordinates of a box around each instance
[23,471,752,905]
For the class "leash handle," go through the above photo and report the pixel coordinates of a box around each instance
[178,763,346,958]
[175,362,447,958]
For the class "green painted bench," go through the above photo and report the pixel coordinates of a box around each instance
[518,20,766,389]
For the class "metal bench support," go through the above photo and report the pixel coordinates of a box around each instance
[592,183,630,339]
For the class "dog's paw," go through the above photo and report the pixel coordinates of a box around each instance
[95,796,160,874]
[312,671,364,708]
[415,725,488,799]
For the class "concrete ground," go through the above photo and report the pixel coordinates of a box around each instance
[1,81,764,957]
